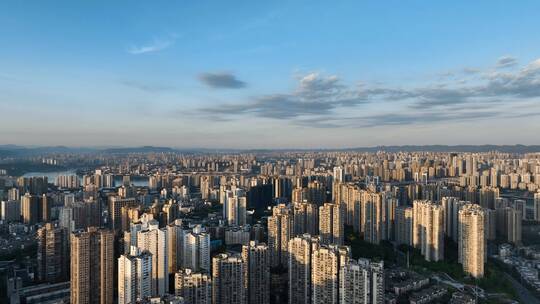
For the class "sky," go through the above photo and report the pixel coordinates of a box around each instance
[1,1,540,149]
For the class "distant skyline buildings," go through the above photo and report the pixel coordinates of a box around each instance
[2,148,538,303]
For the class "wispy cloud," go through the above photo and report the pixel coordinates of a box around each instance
[197,72,367,118]
[194,56,540,128]
[127,35,177,55]
[199,72,247,89]
[462,67,481,74]
[301,109,540,129]
[294,110,503,129]
[496,56,518,68]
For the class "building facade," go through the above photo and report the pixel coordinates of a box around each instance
[70,227,115,304]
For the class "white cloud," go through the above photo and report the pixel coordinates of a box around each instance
[496,56,518,68]
[127,36,176,55]
[523,58,540,73]
[196,55,540,128]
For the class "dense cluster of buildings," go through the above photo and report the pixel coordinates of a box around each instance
[0,150,539,303]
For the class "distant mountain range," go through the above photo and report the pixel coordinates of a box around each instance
[1,144,540,157]
[101,146,177,154]
[0,145,204,157]
[0,145,97,157]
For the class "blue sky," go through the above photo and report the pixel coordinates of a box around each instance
[1,1,540,148]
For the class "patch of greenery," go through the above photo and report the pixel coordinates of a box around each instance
[398,240,518,301]
[409,249,466,279]
[344,225,396,263]
[397,238,466,279]
[466,261,517,300]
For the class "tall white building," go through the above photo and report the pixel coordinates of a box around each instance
[361,192,395,245]
[513,199,527,220]
[241,241,270,304]
[118,247,153,304]
[534,192,540,222]
[495,206,522,244]
[319,202,343,245]
[413,200,444,262]
[311,245,350,304]
[167,219,185,275]
[288,234,320,304]
[361,192,381,244]
[507,208,522,245]
[395,206,412,246]
[268,204,292,267]
[333,166,344,184]
[363,259,385,304]
[381,193,396,242]
[55,174,80,189]
[212,253,245,304]
[136,218,169,296]
[339,259,369,304]
[200,176,211,200]
[332,166,344,202]
[458,204,485,278]
[442,197,465,242]
[292,202,319,236]
[339,258,384,304]
[223,189,247,226]
[7,188,20,201]
[175,268,212,304]
[183,225,210,273]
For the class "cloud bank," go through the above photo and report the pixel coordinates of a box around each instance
[196,56,540,128]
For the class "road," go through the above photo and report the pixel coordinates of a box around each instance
[502,272,540,304]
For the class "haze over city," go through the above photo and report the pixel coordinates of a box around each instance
[1,1,540,148]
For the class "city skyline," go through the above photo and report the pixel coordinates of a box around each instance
[4,2,540,304]
[2,1,540,148]
[3,147,540,303]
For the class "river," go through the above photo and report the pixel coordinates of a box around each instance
[22,171,149,187]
